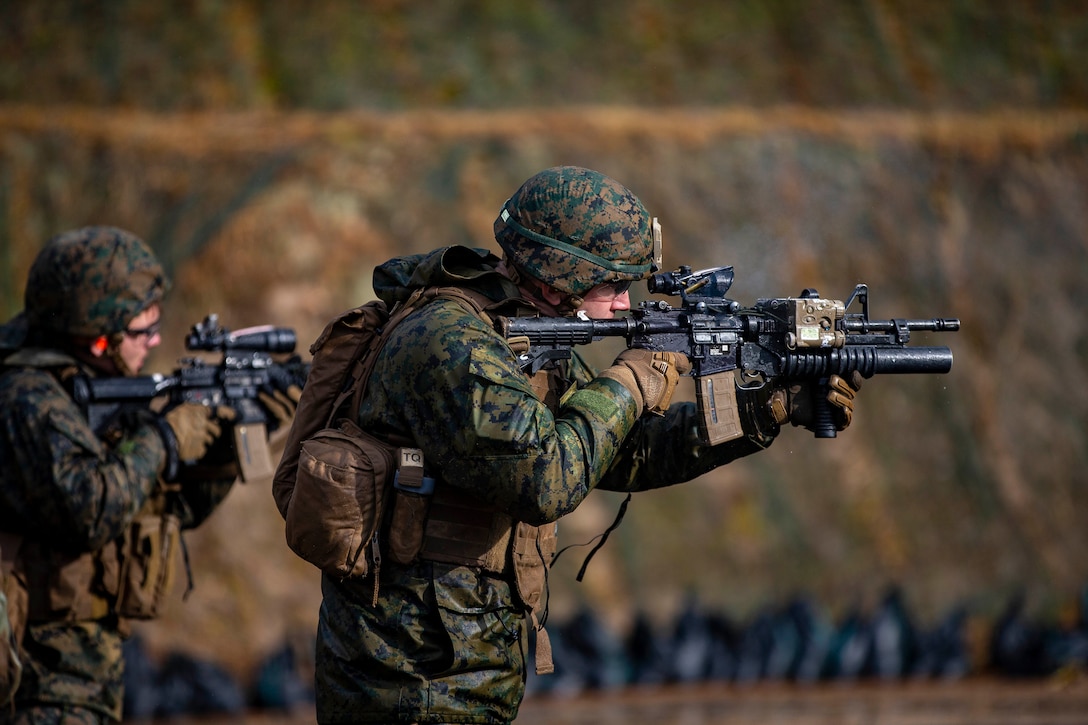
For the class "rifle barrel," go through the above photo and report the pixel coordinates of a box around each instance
[843,318,960,333]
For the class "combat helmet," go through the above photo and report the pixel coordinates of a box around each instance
[24,226,168,340]
[494,166,662,298]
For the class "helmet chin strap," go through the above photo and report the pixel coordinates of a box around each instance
[500,256,584,316]
[107,331,140,377]
[558,295,583,316]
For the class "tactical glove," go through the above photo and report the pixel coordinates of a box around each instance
[598,349,692,415]
[258,384,302,430]
[163,403,226,461]
[769,371,864,432]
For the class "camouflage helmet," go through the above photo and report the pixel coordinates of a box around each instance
[494,166,661,297]
[24,226,169,339]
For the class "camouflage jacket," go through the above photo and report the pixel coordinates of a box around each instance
[0,348,164,546]
[0,346,233,720]
[315,246,771,724]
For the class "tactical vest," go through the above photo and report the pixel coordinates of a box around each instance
[18,502,177,629]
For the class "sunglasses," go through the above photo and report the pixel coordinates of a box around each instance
[609,280,632,295]
[124,320,162,340]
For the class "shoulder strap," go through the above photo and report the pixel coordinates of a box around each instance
[428,285,495,322]
[336,288,428,427]
[342,285,497,425]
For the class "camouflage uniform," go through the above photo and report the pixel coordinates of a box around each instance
[314,227,772,722]
[0,228,235,724]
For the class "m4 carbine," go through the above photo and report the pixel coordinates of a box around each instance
[501,266,959,442]
[70,314,309,479]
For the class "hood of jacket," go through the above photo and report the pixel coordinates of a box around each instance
[372,245,523,308]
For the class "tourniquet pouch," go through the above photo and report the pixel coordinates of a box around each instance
[285,417,396,578]
[117,513,180,619]
[386,446,434,565]
[387,490,429,565]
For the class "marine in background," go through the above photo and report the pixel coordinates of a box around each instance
[0,226,295,724]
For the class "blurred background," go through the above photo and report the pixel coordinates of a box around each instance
[2,1,1087,720]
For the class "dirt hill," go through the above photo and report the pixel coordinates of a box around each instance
[2,105,1085,679]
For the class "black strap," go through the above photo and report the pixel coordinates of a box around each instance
[179,532,195,601]
[550,493,632,582]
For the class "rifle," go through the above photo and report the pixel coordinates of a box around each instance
[70,314,310,480]
[500,265,959,442]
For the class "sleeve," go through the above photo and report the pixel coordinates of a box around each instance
[0,370,164,550]
[362,302,644,526]
[594,401,771,493]
[565,347,772,493]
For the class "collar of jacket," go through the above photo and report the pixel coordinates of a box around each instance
[373,245,522,308]
[2,346,80,369]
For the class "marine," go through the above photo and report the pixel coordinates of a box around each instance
[0,227,291,723]
[281,167,863,724]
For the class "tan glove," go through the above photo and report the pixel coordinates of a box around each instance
[258,384,302,429]
[163,402,224,462]
[598,349,692,415]
[769,371,864,432]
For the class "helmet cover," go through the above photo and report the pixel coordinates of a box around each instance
[494,166,660,297]
[24,226,168,339]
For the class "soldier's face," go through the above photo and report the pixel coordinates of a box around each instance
[119,304,162,374]
[579,282,631,320]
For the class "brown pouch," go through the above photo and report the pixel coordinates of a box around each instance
[512,522,558,675]
[116,513,181,620]
[285,418,396,578]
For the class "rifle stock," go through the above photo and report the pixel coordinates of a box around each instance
[502,266,959,442]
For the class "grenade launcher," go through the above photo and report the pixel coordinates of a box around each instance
[500,266,959,443]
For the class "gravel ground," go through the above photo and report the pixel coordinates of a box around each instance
[129,677,1088,725]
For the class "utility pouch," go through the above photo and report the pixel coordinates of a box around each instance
[285,417,397,579]
[386,447,435,565]
[21,543,110,622]
[116,513,181,620]
[512,522,558,675]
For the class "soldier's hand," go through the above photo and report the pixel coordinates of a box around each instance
[769,372,864,432]
[162,402,224,462]
[598,349,692,415]
[258,384,302,430]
